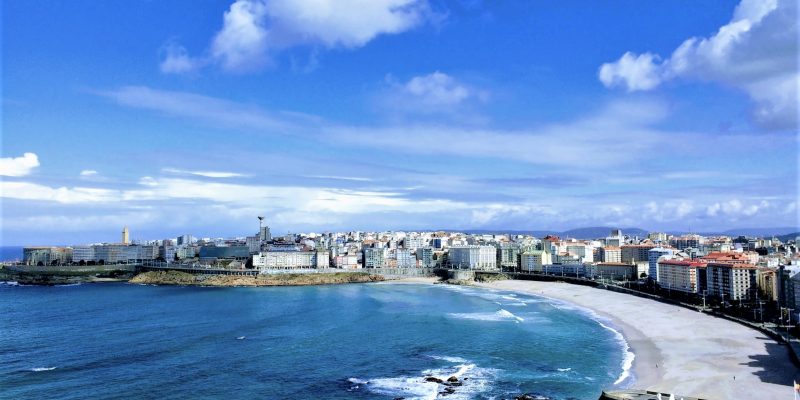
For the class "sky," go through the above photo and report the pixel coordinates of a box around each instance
[1,0,798,245]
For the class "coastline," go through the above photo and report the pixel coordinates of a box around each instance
[473,279,797,400]
[128,270,384,286]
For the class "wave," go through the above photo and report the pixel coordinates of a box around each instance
[538,295,635,387]
[30,367,57,372]
[557,367,571,372]
[0,281,20,286]
[428,355,469,363]
[448,309,525,323]
[350,357,497,400]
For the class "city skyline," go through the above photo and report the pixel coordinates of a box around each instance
[2,0,798,245]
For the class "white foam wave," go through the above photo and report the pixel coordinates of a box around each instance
[361,376,439,400]
[0,281,20,286]
[353,360,497,400]
[428,355,469,363]
[448,309,524,323]
[595,320,634,386]
[30,367,56,372]
[557,367,571,372]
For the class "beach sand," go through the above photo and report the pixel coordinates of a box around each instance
[376,276,443,285]
[474,280,798,400]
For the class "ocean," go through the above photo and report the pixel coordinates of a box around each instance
[0,246,23,262]
[0,282,630,399]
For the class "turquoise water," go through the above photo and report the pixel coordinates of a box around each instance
[0,282,630,399]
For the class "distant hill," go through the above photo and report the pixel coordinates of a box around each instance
[560,227,649,239]
[777,232,799,243]
[461,227,649,239]
[457,226,798,240]
[719,227,799,237]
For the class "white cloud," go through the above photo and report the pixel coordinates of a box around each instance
[99,86,299,133]
[211,0,271,72]
[0,181,120,204]
[302,175,373,182]
[401,71,485,106]
[164,0,434,73]
[598,52,663,91]
[162,167,249,178]
[0,152,39,177]
[138,176,159,187]
[79,170,98,177]
[598,0,798,129]
[160,42,204,74]
[706,199,771,218]
[328,99,666,167]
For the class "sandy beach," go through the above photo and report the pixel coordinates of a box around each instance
[472,280,798,399]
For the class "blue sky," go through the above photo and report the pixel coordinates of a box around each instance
[1,0,798,245]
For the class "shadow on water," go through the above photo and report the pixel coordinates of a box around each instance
[741,338,800,386]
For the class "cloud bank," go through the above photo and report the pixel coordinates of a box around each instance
[0,153,40,177]
[161,0,435,73]
[599,0,798,130]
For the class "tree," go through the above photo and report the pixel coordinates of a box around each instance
[640,272,648,279]
[37,261,44,266]
[98,259,105,265]
[78,260,86,266]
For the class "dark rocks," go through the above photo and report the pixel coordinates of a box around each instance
[424,376,444,384]
[446,376,459,383]
[514,394,551,400]
[439,387,456,396]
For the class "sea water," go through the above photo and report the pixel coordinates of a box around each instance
[0,282,630,399]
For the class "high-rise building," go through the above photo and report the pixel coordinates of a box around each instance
[362,247,386,268]
[598,246,621,263]
[122,226,130,245]
[707,262,757,301]
[621,244,657,264]
[657,259,706,294]
[648,247,674,280]
[606,230,623,247]
[259,226,271,242]
[521,250,551,272]
[497,243,521,270]
[417,247,434,267]
[395,248,414,268]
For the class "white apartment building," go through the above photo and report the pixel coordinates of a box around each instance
[253,251,329,271]
[72,246,95,263]
[707,262,757,301]
[448,245,497,270]
[657,259,706,294]
[521,250,551,272]
[598,246,621,263]
[566,243,593,263]
[395,248,415,268]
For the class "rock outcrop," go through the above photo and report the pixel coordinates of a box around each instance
[129,270,384,287]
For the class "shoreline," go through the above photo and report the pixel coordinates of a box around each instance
[472,279,797,400]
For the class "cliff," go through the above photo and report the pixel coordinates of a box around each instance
[129,270,384,287]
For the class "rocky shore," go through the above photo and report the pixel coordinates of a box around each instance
[129,270,384,287]
[0,265,134,285]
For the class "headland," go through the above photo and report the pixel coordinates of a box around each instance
[129,270,384,286]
